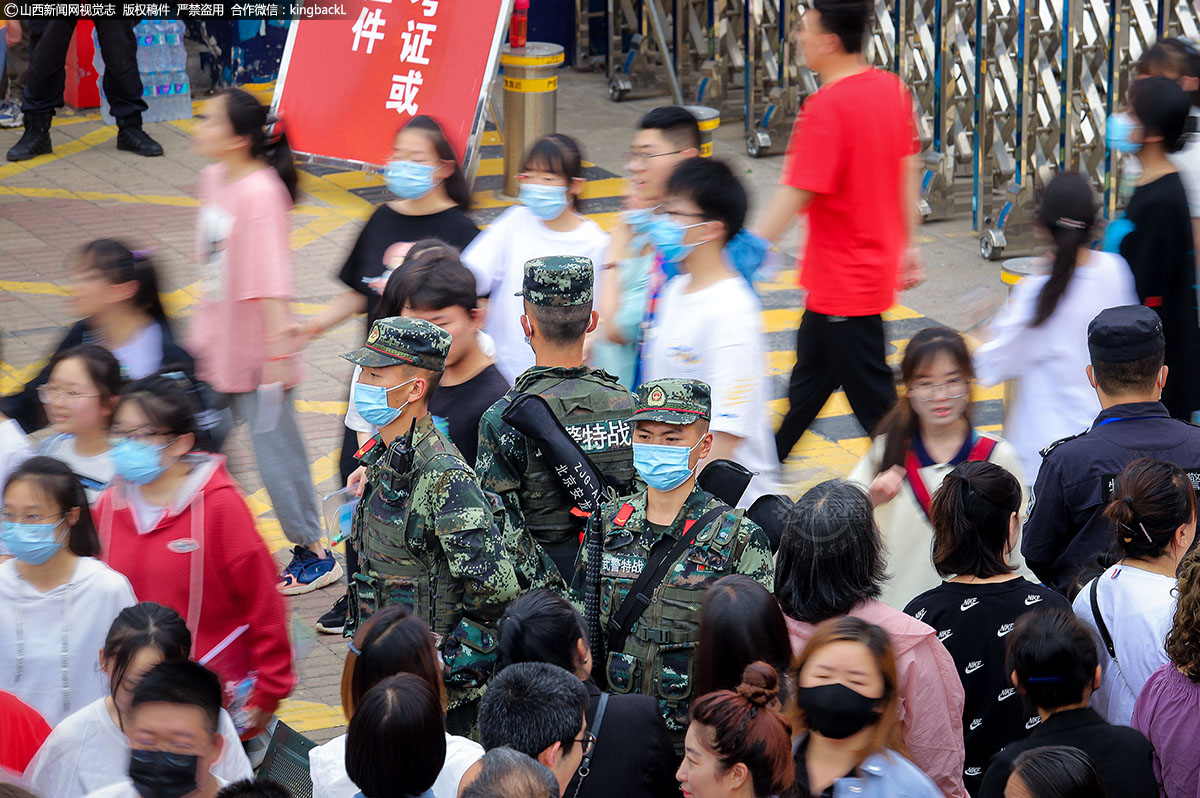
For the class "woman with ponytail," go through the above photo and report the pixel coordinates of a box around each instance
[188,87,338,594]
[1,238,192,434]
[1073,457,1196,725]
[974,171,1138,482]
[678,662,794,798]
[850,327,1026,608]
[787,618,941,798]
[902,461,1069,796]
[495,590,677,798]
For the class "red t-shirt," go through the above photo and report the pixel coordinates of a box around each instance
[781,68,920,316]
[0,690,51,776]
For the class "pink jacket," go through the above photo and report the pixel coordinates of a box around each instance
[786,600,968,798]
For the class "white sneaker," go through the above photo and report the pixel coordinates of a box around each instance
[0,101,23,129]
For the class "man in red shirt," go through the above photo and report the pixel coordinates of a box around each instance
[758,0,923,462]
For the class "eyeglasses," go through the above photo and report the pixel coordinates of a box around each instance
[37,385,100,407]
[908,377,970,402]
[652,206,710,222]
[109,428,175,445]
[1,510,65,525]
[624,150,684,164]
[573,731,596,757]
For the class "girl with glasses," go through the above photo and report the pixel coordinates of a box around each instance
[37,345,124,503]
[850,327,1028,609]
[93,373,293,740]
[0,456,136,726]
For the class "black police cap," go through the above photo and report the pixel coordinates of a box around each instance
[1088,305,1166,363]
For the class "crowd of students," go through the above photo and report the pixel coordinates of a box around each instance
[5,2,1200,798]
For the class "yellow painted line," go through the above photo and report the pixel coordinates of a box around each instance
[882,305,925,321]
[0,127,117,181]
[481,131,503,146]
[275,699,346,733]
[476,158,504,177]
[580,177,627,199]
[298,172,374,219]
[0,279,70,296]
[323,170,384,190]
[296,400,349,415]
[762,307,801,334]
[0,361,46,394]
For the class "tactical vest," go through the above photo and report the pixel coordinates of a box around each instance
[347,434,465,640]
[515,369,636,547]
[598,494,757,740]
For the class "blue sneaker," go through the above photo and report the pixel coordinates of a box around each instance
[278,546,343,595]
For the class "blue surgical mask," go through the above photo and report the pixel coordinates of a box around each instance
[650,215,709,265]
[111,439,171,485]
[622,206,656,235]
[1,519,65,565]
[1107,113,1142,154]
[633,440,703,492]
[385,160,438,199]
[519,184,570,221]
[354,377,417,428]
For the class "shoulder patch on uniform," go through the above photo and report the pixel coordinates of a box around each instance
[612,503,635,527]
[355,436,380,460]
[1039,430,1085,459]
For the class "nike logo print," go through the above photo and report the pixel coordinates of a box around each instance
[960,598,980,611]
[1025,595,1043,606]
[914,608,927,621]
[1026,716,1042,730]
[965,767,983,776]
[998,688,1017,701]
[969,719,983,731]
[998,623,1015,637]
[938,629,953,642]
[965,661,984,675]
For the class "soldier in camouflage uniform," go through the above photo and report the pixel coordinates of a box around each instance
[342,316,521,732]
[476,256,637,583]
[570,378,773,749]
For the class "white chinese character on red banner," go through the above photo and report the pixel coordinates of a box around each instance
[386,70,424,114]
[399,19,436,65]
[351,7,387,54]
[410,0,436,14]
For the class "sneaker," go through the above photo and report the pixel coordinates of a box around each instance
[0,101,22,129]
[315,593,349,635]
[278,546,344,595]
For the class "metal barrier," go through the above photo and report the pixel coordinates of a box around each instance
[589,0,1200,256]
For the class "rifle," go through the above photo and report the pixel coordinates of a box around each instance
[500,394,624,668]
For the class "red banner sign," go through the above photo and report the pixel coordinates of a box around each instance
[272,0,511,169]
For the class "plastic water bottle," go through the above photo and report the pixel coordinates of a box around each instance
[133,21,154,71]
[167,21,186,70]
[172,69,191,120]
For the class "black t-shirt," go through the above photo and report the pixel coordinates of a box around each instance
[903,578,1070,796]
[337,204,480,317]
[792,735,854,798]
[1119,172,1200,419]
[429,364,509,467]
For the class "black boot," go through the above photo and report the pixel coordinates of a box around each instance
[5,111,53,162]
[116,113,164,157]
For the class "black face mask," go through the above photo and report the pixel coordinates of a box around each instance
[796,683,882,740]
[129,749,199,798]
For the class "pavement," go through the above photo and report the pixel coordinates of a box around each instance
[0,68,1009,744]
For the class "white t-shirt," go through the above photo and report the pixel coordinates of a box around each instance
[125,487,167,535]
[109,324,165,382]
[973,250,1138,483]
[86,775,229,798]
[463,204,610,383]
[38,435,116,504]
[1073,563,1176,726]
[641,275,780,507]
[1170,108,1200,217]
[0,557,137,726]
[27,697,252,797]
[309,731,483,798]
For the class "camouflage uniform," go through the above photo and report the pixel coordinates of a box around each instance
[342,317,521,715]
[570,379,773,748]
[476,256,637,585]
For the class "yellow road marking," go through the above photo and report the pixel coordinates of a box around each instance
[0,128,117,181]
[275,699,346,733]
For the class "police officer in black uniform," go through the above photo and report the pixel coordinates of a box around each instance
[1022,304,1200,594]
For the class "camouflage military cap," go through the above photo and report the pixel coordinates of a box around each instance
[342,315,451,372]
[516,256,594,307]
[631,379,711,424]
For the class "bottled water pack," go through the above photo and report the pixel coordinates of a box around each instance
[93,21,191,125]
